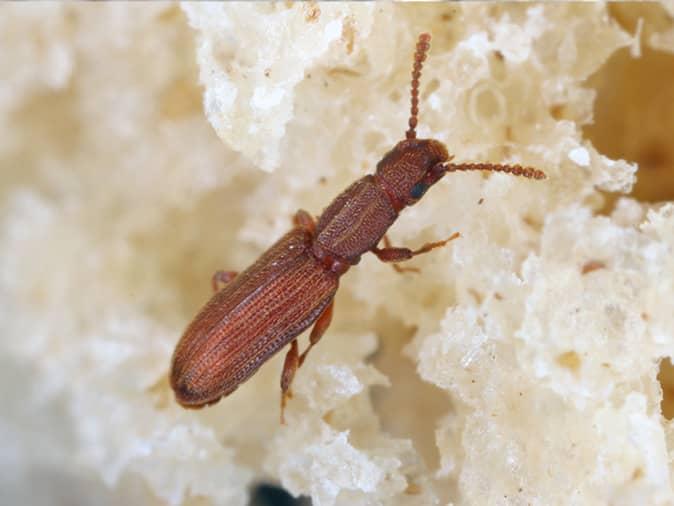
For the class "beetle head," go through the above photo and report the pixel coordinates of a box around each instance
[375,138,449,208]
[372,34,451,209]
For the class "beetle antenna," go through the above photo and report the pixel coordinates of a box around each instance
[406,33,432,140]
[444,162,546,180]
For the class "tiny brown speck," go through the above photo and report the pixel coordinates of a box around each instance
[305,4,320,23]
[556,351,581,372]
[550,104,565,120]
[468,288,483,304]
[404,482,421,495]
[264,68,271,77]
[522,215,542,228]
[478,197,484,205]
[494,292,503,300]
[581,260,606,275]
[322,410,334,424]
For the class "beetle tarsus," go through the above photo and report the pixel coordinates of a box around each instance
[393,264,421,274]
[410,232,461,255]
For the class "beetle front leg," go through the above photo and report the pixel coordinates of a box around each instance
[211,270,238,292]
[372,232,460,273]
[280,339,300,424]
[375,235,419,273]
[299,300,334,367]
[293,209,316,235]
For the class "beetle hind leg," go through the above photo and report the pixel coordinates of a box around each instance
[278,300,335,424]
[299,300,334,367]
[280,339,300,424]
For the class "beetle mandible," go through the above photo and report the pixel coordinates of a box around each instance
[170,33,545,422]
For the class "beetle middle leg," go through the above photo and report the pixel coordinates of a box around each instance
[212,270,238,292]
[211,270,238,292]
[372,232,460,273]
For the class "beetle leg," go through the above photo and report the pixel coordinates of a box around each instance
[299,300,334,368]
[372,232,460,273]
[376,235,419,273]
[280,339,300,424]
[293,209,316,235]
[211,270,238,292]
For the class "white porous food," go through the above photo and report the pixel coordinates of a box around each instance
[1,3,673,506]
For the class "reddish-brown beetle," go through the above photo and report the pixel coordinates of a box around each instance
[170,33,545,422]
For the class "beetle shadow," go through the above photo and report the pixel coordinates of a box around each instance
[248,482,311,506]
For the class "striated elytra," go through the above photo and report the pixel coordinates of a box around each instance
[169,33,545,423]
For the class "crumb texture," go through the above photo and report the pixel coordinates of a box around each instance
[1,3,673,506]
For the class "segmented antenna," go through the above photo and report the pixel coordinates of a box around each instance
[444,162,546,180]
[406,33,432,140]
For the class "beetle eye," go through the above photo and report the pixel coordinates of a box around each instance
[409,182,428,200]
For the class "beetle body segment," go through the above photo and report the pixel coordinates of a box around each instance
[313,138,450,266]
[170,227,338,407]
[314,175,397,264]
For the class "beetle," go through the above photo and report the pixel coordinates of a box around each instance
[170,33,545,422]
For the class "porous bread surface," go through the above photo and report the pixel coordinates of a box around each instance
[1,3,673,506]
